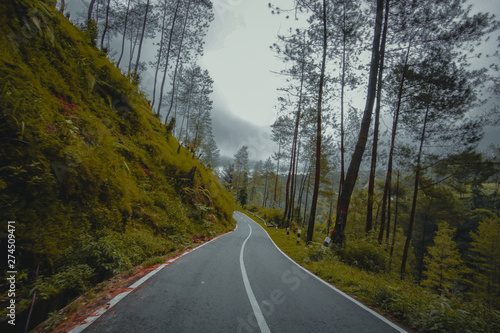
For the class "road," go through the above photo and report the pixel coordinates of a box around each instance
[76,212,407,333]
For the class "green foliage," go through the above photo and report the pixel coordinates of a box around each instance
[35,265,94,299]
[422,221,466,296]
[468,216,500,307]
[336,234,388,273]
[0,0,235,318]
[84,19,98,46]
[256,207,283,226]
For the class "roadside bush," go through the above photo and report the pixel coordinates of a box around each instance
[335,235,388,273]
[83,234,133,277]
[257,207,283,226]
[35,264,94,299]
[245,203,260,213]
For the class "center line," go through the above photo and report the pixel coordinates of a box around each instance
[240,223,271,333]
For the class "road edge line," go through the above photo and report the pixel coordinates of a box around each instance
[239,222,271,333]
[68,226,236,333]
[244,213,408,333]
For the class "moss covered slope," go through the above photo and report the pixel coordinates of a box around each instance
[0,0,235,314]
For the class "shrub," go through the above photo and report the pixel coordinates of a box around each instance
[257,207,283,226]
[335,235,388,272]
[35,264,94,299]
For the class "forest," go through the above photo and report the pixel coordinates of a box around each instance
[0,0,499,331]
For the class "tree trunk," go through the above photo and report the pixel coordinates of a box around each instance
[273,142,281,210]
[133,0,151,78]
[326,197,333,235]
[417,198,433,284]
[385,174,392,246]
[151,0,169,110]
[290,138,301,223]
[401,106,430,280]
[88,0,97,22]
[336,0,347,225]
[388,171,400,269]
[303,166,312,228]
[184,97,192,143]
[379,41,411,244]
[296,159,310,226]
[263,174,269,207]
[367,0,389,235]
[332,0,385,244]
[128,26,140,73]
[283,65,304,227]
[100,0,112,50]
[156,0,182,117]
[166,0,191,123]
[306,0,328,244]
[117,0,132,68]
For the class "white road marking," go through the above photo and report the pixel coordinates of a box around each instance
[239,222,272,333]
[245,215,408,333]
[69,228,235,333]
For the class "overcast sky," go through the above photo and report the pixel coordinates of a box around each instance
[66,0,499,163]
[200,0,298,162]
[200,0,500,162]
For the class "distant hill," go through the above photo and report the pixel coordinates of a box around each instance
[0,0,235,327]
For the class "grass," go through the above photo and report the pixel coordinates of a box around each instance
[0,0,236,325]
[244,211,500,333]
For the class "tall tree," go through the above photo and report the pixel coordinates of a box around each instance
[100,0,112,50]
[150,0,175,111]
[331,0,385,244]
[132,0,151,79]
[306,0,328,243]
[272,28,313,228]
[221,163,235,190]
[367,0,390,235]
[378,43,411,246]
[271,115,291,210]
[200,131,219,167]
[116,0,132,67]
[155,0,212,119]
[174,64,214,155]
[400,46,483,279]
[88,0,97,22]
[325,0,365,230]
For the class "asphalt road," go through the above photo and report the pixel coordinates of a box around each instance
[78,212,407,333]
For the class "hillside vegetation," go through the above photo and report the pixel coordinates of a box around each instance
[0,0,235,321]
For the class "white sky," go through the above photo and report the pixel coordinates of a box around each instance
[201,0,295,127]
[200,0,500,160]
[199,0,300,162]
[66,0,499,161]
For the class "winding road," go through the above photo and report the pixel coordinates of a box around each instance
[74,212,407,333]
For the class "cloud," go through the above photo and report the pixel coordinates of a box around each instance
[211,97,275,162]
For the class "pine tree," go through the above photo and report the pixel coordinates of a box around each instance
[469,216,500,306]
[422,221,465,297]
[331,0,385,245]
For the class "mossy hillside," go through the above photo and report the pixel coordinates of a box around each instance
[0,0,235,315]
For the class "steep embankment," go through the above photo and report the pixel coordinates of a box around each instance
[0,0,235,327]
